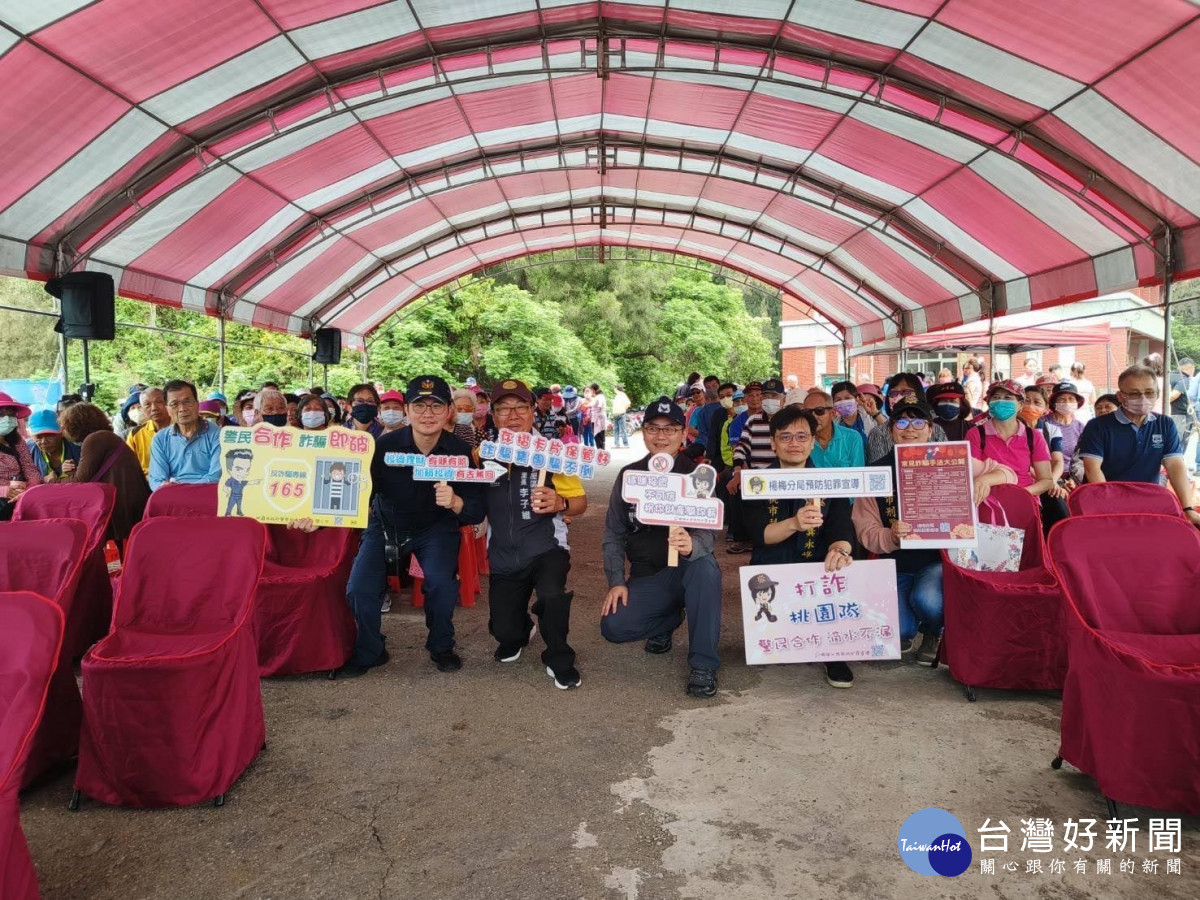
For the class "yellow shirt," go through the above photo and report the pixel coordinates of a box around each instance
[125,420,159,476]
[549,472,586,499]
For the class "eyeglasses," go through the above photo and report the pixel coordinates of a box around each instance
[889,389,916,399]
[775,432,814,444]
[409,401,445,415]
[894,418,930,430]
[493,403,531,416]
[1119,390,1158,400]
[807,406,833,414]
[643,424,683,436]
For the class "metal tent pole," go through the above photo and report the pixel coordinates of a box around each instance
[360,346,369,380]
[217,315,226,395]
[308,353,314,387]
[988,309,997,383]
[81,339,90,391]
[1161,230,1175,416]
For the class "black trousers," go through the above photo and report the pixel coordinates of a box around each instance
[717,468,748,541]
[489,547,575,672]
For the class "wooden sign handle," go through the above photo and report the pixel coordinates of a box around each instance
[536,468,548,487]
[667,546,679,567]
[812,497,822,513]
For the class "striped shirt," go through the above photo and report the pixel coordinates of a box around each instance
[733,412,775,469]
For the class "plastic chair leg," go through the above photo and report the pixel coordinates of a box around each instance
[412,578,424,608]
[1051,756,1063,770]
[964,684,976,702]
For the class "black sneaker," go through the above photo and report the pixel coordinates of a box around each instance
[825,661,854,688]
[338,648,389,679]
[432,650,462,672]
[546,665,581,690]
[686,667,717,698]
[645,633,673,654]
[494,644,522,663]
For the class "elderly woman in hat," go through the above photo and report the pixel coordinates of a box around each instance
[26,408,81,482]
[0,392,41,518]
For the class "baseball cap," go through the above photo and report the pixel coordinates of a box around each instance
[743,380,763,392]
[403,375,452,405]
[642,396,686,427]
[197,399,223,419]
[890,399,935,422]
[1035,374,1059,388]
[925,381,969,411]
[491,378,534,405]
[761,378,785,395]
[28,408,61,435]
[986,379,1026,400]
[207,391,227,406]
[748,573,779,592]
[378,389,405,404]
[732,390,745,401]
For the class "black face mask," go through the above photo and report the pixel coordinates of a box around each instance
[935,403,962,421]
[351,403,378,424]
[262,413,288,427]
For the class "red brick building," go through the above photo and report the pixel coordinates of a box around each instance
[781,288,1166,394]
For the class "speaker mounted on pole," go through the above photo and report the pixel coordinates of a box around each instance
[313,327,342,365]
[46,271,116,341]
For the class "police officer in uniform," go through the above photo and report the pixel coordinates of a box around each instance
[342,376,485,677]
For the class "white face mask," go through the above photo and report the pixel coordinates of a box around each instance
[379,409,405,428]
[1055,401,1077,416]
[0,416,17,437]
[456,412,474,426]
[720,397,733,410]
[733,404,748,416]
[241,409,258,426]
[761,398,781,416]
[129,407,146,424]
[300,410,326,429]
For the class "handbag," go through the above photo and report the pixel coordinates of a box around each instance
[952,498,1024,573]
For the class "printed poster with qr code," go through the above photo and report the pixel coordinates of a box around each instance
[217,424,373,528]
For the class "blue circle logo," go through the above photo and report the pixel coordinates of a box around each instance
[897,808,972,877]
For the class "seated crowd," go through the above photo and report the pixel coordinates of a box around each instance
[0,359,1194,699]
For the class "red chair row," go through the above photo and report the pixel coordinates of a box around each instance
[0,591,64,900]
[412,527,482,608]
[145,484,357,677]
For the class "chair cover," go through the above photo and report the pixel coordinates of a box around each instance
[256,526,358,676]
[0,520,88,788]
[14,483,117,659]
[1066,481,1183,518]
[75,517,267,808]
[0,592,64,900]
[1047,515,1200,814]
[144,482,218,518]
[940,485,1066,692]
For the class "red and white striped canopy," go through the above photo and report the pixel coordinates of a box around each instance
[3,1,1199,349]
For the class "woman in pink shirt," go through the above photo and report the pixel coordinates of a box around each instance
[965,380,1054,497]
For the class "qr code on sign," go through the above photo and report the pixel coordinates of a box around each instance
[868,472,887,492]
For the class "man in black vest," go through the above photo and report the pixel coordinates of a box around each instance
[601,396,724,698]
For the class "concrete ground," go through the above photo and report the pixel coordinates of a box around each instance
[20,442,1200,899]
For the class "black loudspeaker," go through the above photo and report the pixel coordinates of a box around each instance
[46,271,116,340]
[313,327,342,365]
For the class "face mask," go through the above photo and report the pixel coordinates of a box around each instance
[379,410,405,428]
[350,403,378,424]
[1120,394,1156,417]
[720,397,733,410]
[129,407,146,425]
[935,403,962,421]
[240,410,258,426]
[456,412,474,426]
[761,399,781,416]
[1055,401,1077,416]
[301,411,326,429]
[1017,407,1043,427]
[262,413,288,427]
[0,416,16,437]
[988,400,1018,422]
[733,404,748,416]
[833,399,857,417]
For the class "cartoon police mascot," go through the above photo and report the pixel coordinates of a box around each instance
[749,572,779,623]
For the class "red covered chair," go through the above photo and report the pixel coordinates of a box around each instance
[73,517,267,809]
[1047,514,1200,816]
[14,483,117,659]
[1066,481,1183,518]
[257,526,358,677]
[940,485,1065,700]
[0,520,88,788]
[144,483,359,677]
[0,592,64,900]
[144,482,217,518]
[411,527,480,609]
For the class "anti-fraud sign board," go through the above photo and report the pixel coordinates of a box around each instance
[218,424,373,528]
[621,453,723,529]
[741,466,893,500]
[741,559,900,664]
[479,428,611,478]
[382,452,500,484]
[895,441,978,550]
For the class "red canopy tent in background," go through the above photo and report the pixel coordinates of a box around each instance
[0,1,1199,359]
[904,323,1112,352]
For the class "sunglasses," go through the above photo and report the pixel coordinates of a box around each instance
[808,406,833,414]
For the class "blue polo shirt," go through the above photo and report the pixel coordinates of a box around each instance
[808,422,866,470]
[148,418,223,491]
[1077,408,1182,484]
